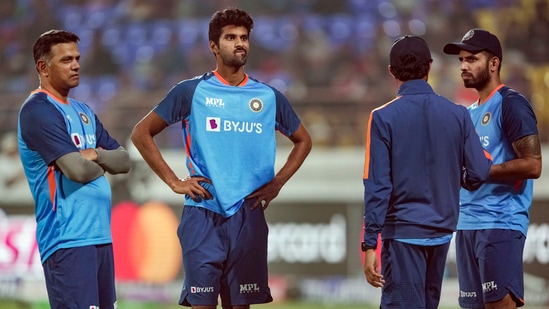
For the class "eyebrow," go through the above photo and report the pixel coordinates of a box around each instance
[459,54,478,60]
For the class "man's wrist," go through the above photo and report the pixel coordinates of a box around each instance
[361,241,377,251]
[93,148,101,161]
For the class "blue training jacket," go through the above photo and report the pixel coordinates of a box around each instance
[363,79,492,248]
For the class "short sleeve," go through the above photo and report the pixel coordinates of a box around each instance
[154,79,200,125]
[19,100,78,165]
[273,88,300,136]
[501,90,538,143]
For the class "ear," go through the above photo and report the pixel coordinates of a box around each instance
[388,65,396,79]
[36,59,48,76]
[209,40,218,54]
[490,57,500,73]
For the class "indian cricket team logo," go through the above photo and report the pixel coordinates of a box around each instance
[249,98,263,112]
[481,112,491,126]
[206,117,221,132]
[79,112,89,124]
[462,29,475,42]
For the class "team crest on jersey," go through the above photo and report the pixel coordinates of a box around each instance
[79,112,89,124]
[481,112,491,125]
[249,98,263,112]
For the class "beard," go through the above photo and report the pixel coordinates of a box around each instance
[220,50,247,68]
[462,63,490,90]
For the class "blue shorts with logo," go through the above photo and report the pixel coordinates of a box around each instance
[177,200,273,307]
[456,229,525,308]
[381,238,450,309]
[43,244,117,309]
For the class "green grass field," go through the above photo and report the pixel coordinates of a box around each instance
[0,300,379,309]
[0,299,468,309]
[123,302,379,309]
[6,299,546,309]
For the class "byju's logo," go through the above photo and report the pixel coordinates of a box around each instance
[191,286,215,293]
[205,117,263,134]
[206,117,221,132]
[71,133,82,148]
[70,133,96,148]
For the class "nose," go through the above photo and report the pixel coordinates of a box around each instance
[459,60,467,71]
[72,59,80,70]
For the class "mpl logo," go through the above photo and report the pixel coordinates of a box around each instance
[206,117,221,132]
[205,97,224,108]
[482,281,498,292]
[239,283,260,293]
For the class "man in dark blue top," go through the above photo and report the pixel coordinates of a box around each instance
[362,35,492,309]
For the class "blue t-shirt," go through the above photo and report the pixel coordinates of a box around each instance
[18,90,120,263]
[154,72,301,217]
[459,85,539,235]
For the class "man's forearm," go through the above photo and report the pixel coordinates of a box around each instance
[56,152,105,183]
[95,146,131,174]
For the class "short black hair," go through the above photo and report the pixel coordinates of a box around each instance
[390,55,431,81]
[33,29,79,63]
[208,7,253,45]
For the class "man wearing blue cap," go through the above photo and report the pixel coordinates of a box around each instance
[444,29,542,309]
[362,35,493,309]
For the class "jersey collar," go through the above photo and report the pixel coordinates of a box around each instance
[477,83,505,106]
[213,70,248,87]
[32,88,69,104]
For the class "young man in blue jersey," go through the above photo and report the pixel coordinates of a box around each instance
[362,35,492,309]
[17,30,131,308]
[131,7,312,309]
[444,29,542,309]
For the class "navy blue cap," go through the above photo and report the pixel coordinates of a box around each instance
[443,29,502,60]
[390,35,432,67]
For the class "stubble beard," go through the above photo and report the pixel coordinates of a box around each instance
[463,64,490,91]
[221,51,247,69]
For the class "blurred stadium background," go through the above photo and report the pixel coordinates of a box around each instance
[0,0,548,308]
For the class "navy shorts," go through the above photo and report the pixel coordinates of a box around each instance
[43,244,117,309]
[380,239,450,309]
[177,200,273,307]
[456,229,525,308]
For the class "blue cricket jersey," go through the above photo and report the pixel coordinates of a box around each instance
[18,90,120,263]
[458,84,538,236]
[154,71,301,217]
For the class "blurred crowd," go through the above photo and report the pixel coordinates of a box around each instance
[0,0,547,148]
